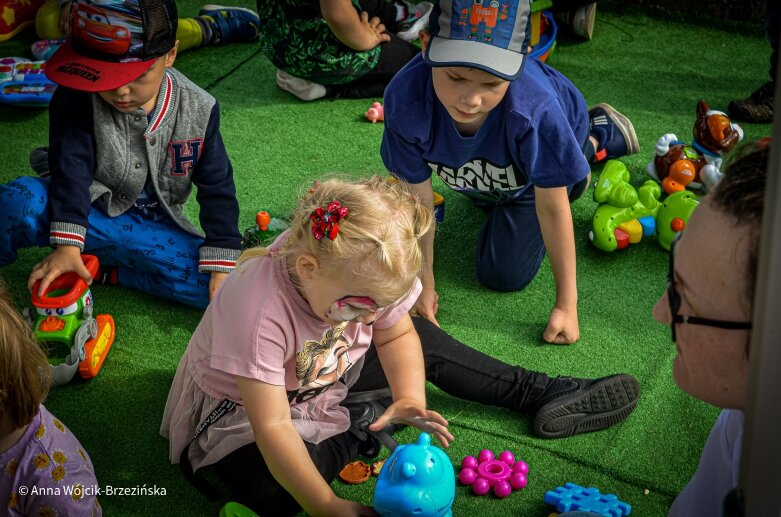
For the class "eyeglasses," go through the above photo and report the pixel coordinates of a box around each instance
[667,234,752,342]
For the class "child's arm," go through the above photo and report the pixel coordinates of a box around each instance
[319,0,391,51]
[368,313,453,447]
[534,185,580,344]
[406,179,440,326]
[237,377,376,517]
[29,87,96,296]
[191,103,242,281]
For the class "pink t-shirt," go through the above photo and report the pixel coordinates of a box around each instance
[185,245,421,443]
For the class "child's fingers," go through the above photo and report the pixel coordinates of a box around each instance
[27,265,44,292]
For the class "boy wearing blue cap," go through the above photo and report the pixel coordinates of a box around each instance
[381,0,639,344]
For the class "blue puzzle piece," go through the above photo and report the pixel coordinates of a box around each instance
[544,482,631,517]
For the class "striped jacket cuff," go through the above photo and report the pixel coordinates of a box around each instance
[198,246,241,274]
[50,222,87,251]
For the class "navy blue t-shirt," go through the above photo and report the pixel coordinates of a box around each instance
[381,54,591,203]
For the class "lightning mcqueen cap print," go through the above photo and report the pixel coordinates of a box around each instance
[46,0,178,91]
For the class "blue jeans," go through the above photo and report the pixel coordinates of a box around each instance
[474,177,588,292]
[0,176,211,308]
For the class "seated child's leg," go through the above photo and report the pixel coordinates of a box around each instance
[411,316,640,439]
[474,191,546,291]
[84,210,210,308]
[0,176,50,266]
[328,33,420,99]
[176,6,260,53]
[215,432,361,516]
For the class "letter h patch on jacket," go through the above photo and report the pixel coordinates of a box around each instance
[169,139,203,176]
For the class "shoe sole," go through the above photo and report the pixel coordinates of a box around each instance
[590,102,640,155]
[532,374,639,439]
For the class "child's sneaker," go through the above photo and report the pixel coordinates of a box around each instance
[342,388,402,457]
[197,4,260,45]
[0,0,46,41]
[589,103,640,162]
[276,69,327,101]
[556,2,596,40]
[29,147,50,177]
[397,1,433,42]
[530,374,639,439]
[728,81,774,123]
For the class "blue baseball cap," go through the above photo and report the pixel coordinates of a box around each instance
[424,0,531,81]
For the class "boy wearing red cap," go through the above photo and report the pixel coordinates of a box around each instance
[381,0,639,344]
[0,0,241,309]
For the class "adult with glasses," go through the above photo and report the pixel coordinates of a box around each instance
[654,138,767,516]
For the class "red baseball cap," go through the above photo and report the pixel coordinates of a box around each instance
[45,0,178,92]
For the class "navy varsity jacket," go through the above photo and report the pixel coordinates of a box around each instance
[47,68,242,273]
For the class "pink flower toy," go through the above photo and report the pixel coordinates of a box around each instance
[458,449,529,499]
[365,101,384,123]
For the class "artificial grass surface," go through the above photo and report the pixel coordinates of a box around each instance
[0,3,773,515]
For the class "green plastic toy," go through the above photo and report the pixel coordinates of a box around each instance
[219,502,259,517]
[589,160,698,252]
[241,211,290,250]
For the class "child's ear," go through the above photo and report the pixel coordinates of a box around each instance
[295,253,320,281]
[419,30,430,58]
[164,41,179,68]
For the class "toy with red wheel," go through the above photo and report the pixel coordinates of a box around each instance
[25,254,116,386]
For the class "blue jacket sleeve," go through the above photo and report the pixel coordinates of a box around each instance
[47,86,95,249]
[191,103,242,258]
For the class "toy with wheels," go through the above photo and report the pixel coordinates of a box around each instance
[25,254,116,386]
[374,433,455,517]
[0,57,57,107]
[647,100,743,194]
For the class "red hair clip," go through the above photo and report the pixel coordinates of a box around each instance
[310,201,349,240]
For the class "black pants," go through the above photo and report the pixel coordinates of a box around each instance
[326,0,421,99]
[214,317,547,516]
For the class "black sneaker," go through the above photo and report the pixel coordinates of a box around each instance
[531,374,639,439]
[29,147,49,177]
[342,388,402,457]
[589,103,640,162]
[728,81,774,123]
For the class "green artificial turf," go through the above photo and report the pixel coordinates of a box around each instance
[0,3,773,515]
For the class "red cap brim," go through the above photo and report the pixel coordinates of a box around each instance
[45,41,156,92]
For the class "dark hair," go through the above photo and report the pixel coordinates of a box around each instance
[709,139,770,302]
[0,282,51,429]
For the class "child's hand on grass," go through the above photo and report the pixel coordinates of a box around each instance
[28,245,92,297]
[369,397,453,448]
[543,304,579,345]
[412,288,440,327]
[209,271,228,300]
